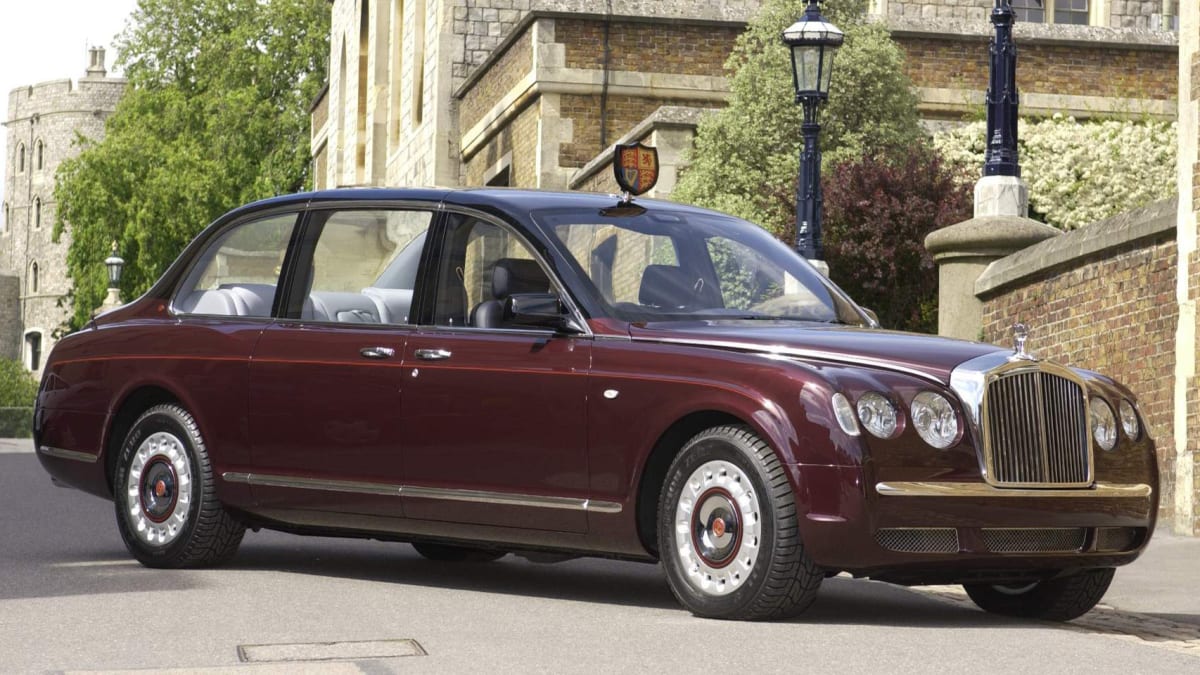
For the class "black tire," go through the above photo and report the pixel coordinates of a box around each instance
[412,542,506,562]
[963,568,1115,621]
[657,425,822,620]
[113,404,245,568]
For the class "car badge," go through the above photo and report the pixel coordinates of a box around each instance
[1010,322,1035,361]
[613,142,658,203]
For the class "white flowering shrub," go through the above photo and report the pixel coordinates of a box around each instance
[932,116,1176,230]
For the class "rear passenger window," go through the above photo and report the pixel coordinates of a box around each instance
[175,213,298,318]
[303,209,433,325]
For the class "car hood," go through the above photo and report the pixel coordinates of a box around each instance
[628,321,1009,385]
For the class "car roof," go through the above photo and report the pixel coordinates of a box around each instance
[229,187,726,224]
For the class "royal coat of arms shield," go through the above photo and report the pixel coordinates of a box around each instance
[614,143,659,196]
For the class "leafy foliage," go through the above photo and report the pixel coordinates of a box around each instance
[933,115,1177,230]
[823,146,973,333]
[672,0,922,238]
[54,0,330,329]
[0,359,39,408]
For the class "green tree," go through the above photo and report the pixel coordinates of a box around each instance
[672,0,922,238]
[54,0,330,330]
[0,359,38,408]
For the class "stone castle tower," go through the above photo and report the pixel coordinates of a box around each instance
[0,48,125,375]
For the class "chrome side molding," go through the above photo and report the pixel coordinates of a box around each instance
[223,472,623,514]
[38,446,100,463]
[876,481,1152,499]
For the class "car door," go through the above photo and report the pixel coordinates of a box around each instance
[245,206,437,518]
[399,211,592,533]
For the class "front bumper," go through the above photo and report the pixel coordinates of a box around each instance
[791,464,1157,583]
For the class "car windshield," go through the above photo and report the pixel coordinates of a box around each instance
[534,206,868,325]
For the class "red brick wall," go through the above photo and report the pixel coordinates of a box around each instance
[897,36,1178,104]
[557,20,739,78]
[460,28,535,132]
[981,236,1179,519]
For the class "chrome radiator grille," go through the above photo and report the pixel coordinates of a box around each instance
[983,369,1091,487]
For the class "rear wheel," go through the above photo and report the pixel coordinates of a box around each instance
[657,425,822,620]
[412,542,506,562]
[963,568,1115,621]
[113,404,245,568]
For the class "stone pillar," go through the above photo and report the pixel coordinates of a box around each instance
[924,215,1058,340]
[1173,0,1198,535]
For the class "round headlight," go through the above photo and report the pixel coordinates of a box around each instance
[1118,399,1140,441]
[1089,398,1118,451]
[910,391,959,449]
[856,392,898,439]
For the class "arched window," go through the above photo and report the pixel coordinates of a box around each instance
[413,0,425,126]
[25,331,43,372]
[35,139,44,171]
[30,261,39,294]
[389,0,405,148]
[33,197,42,229]
[356,0,370,183]
[16,142,25,174]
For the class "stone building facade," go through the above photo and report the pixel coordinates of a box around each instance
[1177,0,1197,534]
[0,49,125,376]
[312,1,1179,195]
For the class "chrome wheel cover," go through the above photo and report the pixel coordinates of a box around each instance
[673,460,762,596]
[124,431,192,547]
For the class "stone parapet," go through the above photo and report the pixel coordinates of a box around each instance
[925,215,1060,340]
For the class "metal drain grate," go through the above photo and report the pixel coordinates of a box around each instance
[981,528,1086,553]
[875,528,959,553]
[238,639,426,663]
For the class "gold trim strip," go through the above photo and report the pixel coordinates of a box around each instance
[875,481,1152,499]
[38,446,99,463]
[222,472,623,514]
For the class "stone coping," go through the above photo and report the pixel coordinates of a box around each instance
[567,105,716,190]
[975,197,1178,297]
[884,16,1179,50]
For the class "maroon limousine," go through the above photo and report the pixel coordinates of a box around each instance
[34,188,1157,621]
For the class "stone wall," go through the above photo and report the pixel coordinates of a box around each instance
[976,199,1179,518]
[0,276,19,360]
[460,28,534,133]
[1,54,125,376]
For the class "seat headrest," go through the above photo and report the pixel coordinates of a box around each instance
[638,264,695,309]
[493,258,549,298]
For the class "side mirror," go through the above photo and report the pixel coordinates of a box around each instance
[504,293,586,334]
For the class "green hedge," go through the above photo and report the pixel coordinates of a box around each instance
[0,408,33,438]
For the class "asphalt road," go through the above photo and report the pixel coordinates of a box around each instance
[1,450,1197,674]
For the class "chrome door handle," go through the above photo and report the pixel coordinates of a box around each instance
[414,348,452,361]
[359,346,396,360]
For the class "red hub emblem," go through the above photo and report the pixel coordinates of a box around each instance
[712,517,727,538]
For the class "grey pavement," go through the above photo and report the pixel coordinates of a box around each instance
[3,437,1199,672]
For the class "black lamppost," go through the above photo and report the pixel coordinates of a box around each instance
[983,0,1020,177]
[104,240,125,307]
[783,0,842,262]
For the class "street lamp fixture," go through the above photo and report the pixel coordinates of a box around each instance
[783,0,842,263]
[103,240,125,308]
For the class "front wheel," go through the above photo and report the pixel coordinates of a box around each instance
[113,404,245,568]
[963,568,1115,621]
[657,425,822,620]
